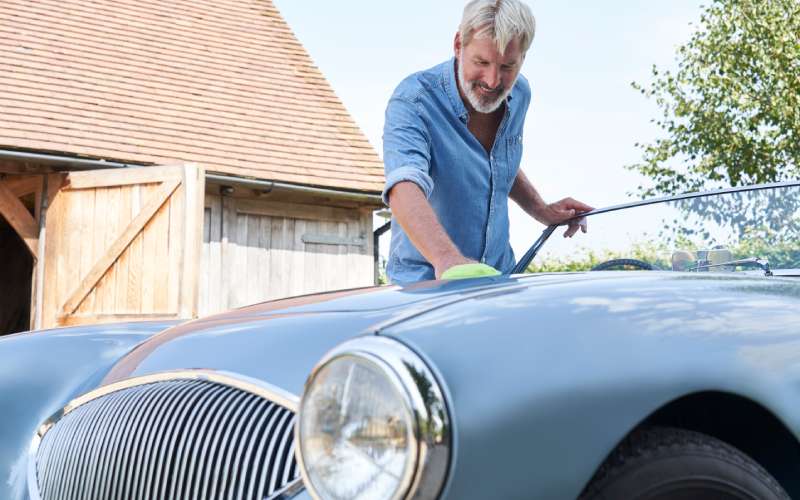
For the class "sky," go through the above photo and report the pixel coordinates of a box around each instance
[272,0,705,257]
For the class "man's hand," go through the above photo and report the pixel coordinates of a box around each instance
[434,254,476,279]
[535,198,594,238]
[509,171,593,238]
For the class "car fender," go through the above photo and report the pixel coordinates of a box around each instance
[0,321,178,500]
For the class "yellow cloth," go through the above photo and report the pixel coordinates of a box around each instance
[440,263,501,280]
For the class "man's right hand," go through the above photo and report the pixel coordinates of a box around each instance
[433,254,476,279]
[440,263,501,280]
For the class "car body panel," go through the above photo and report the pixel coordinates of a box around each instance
[0,321,178,500]
[382,272,800,499]
[6,270,800,499]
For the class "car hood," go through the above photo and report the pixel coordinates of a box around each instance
[102,273,584,393]
[103,271,800,396]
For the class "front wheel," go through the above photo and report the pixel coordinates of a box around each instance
[579,427,789,500]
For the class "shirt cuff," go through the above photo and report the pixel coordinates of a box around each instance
[382,166,435,206]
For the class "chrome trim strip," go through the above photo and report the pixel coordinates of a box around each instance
[267,478,306,500]
[297,336,451,500]
[28,369,300,500]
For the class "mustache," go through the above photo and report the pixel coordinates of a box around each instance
[471,81,504,94]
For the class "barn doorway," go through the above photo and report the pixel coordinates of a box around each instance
[0,215,33,335]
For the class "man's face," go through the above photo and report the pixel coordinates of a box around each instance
[455,32,524,114]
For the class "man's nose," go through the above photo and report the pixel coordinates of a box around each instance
[483,67,501,90]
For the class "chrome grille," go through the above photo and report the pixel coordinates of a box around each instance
[33,376,300,500]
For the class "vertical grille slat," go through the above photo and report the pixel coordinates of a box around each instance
[34,377,300,500]
[94,386,144,500]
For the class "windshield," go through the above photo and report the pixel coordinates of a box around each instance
[518,182,800,275]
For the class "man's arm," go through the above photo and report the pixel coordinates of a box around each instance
[509,169,593,237]
[388,181,474,278]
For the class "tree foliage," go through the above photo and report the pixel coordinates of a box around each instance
[629,0,800,197]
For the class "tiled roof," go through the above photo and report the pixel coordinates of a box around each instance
[0,0,384,193]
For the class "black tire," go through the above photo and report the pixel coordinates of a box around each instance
[591,258,656,271]
[579,427,790,500]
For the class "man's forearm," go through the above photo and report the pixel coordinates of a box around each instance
[509,169,548,223]
[387,181,470,276]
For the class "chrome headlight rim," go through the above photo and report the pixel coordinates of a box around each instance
[296,336,451,500]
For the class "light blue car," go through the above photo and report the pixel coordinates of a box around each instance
[3,181,800,500]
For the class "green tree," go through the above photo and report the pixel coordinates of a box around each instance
[629,0,800,197]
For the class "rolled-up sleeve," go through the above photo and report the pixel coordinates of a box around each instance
[382,97,434,205]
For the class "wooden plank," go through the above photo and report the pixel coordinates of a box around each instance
[61,189,82,322]
[290,219,305,297]
[257,215,272,304]
[127,185,143,314]
[205,194,222,315]
[76,188,97,315]
[198,206,211,315]
[114,186,133,312]
[0,180,38,257]
[154,188,176,313]
[268,218,288,301]
[162,183,185,312]
[303,220,321,294]
[66,165,183,189]
[41,181,63,328]
[220,195,236,309]
[245,213,262,305]
[97,186,120,312]
[140,184,157,313]
[236,198,359,223]
[179,164,204,318]
[302,233,366,247]
[59,179,180,316]
[230,212,248,308]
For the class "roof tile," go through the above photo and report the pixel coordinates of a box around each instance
[0,0,384,193]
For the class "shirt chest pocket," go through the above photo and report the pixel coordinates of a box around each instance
[505,134,523,186]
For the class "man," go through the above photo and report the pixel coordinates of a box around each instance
[382,0,592,284]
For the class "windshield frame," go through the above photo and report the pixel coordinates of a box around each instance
[512,180,800,274]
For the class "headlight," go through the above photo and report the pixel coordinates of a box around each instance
[297,336,451,500]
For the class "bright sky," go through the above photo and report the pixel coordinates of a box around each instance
[272,0,705,257]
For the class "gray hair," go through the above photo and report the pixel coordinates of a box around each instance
[459,0,536,55]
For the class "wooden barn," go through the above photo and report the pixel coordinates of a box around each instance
[0,0,385,334]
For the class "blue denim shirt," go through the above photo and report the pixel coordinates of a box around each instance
[382,58,531,284]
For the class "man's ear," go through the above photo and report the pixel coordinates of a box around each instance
[453,32,462,59]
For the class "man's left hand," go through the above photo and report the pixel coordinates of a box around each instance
[536,198,594,238]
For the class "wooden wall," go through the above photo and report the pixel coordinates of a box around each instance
[199,193,374,315]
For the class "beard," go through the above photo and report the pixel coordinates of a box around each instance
[457,51,515,114]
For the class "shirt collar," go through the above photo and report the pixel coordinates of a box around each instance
[443,57,515,122]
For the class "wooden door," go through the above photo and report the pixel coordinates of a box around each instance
[41,165,204,328]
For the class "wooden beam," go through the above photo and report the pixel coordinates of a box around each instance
[236,198,360,222]
[59,179,180,316]
[0,180,38,258]
[4,176,41,198]
[66,165,183,190]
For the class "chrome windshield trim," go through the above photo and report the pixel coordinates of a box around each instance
[297,336,451,500]
[514,181,800,273]
[28,369,300,500]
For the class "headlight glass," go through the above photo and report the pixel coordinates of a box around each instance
[298,354,416,500]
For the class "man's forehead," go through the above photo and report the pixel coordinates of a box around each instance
[464,34,522,61]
